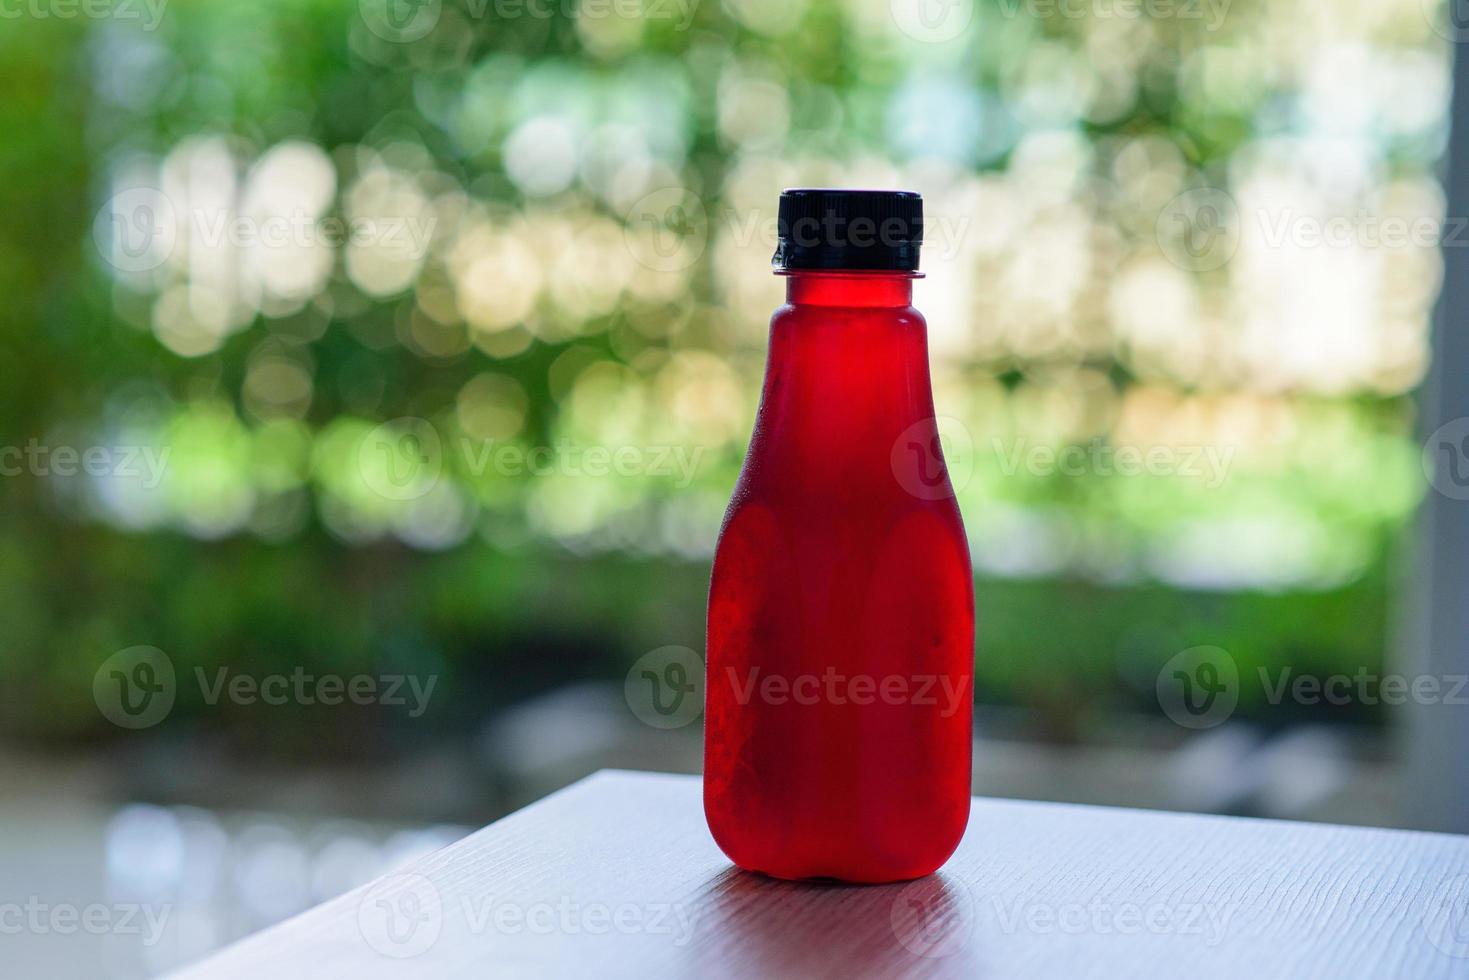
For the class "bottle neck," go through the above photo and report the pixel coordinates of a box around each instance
[783,271,916,308]
[746,271,935,497]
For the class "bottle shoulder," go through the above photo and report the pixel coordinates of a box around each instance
[719,478,969,543]
[712,490,972,589]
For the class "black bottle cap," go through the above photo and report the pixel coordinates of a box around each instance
[772,189,923,272]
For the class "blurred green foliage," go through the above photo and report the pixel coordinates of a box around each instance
[0,0,1446,749]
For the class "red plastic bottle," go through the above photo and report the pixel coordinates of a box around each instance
[704,190,974,883]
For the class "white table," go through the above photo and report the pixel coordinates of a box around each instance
[171,769,1469,979]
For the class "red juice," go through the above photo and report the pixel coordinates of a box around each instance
[703,190,974,883]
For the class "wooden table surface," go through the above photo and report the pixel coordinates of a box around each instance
[172,769,1469,979]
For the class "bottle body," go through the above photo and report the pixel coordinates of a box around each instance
[703,272,974,883]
